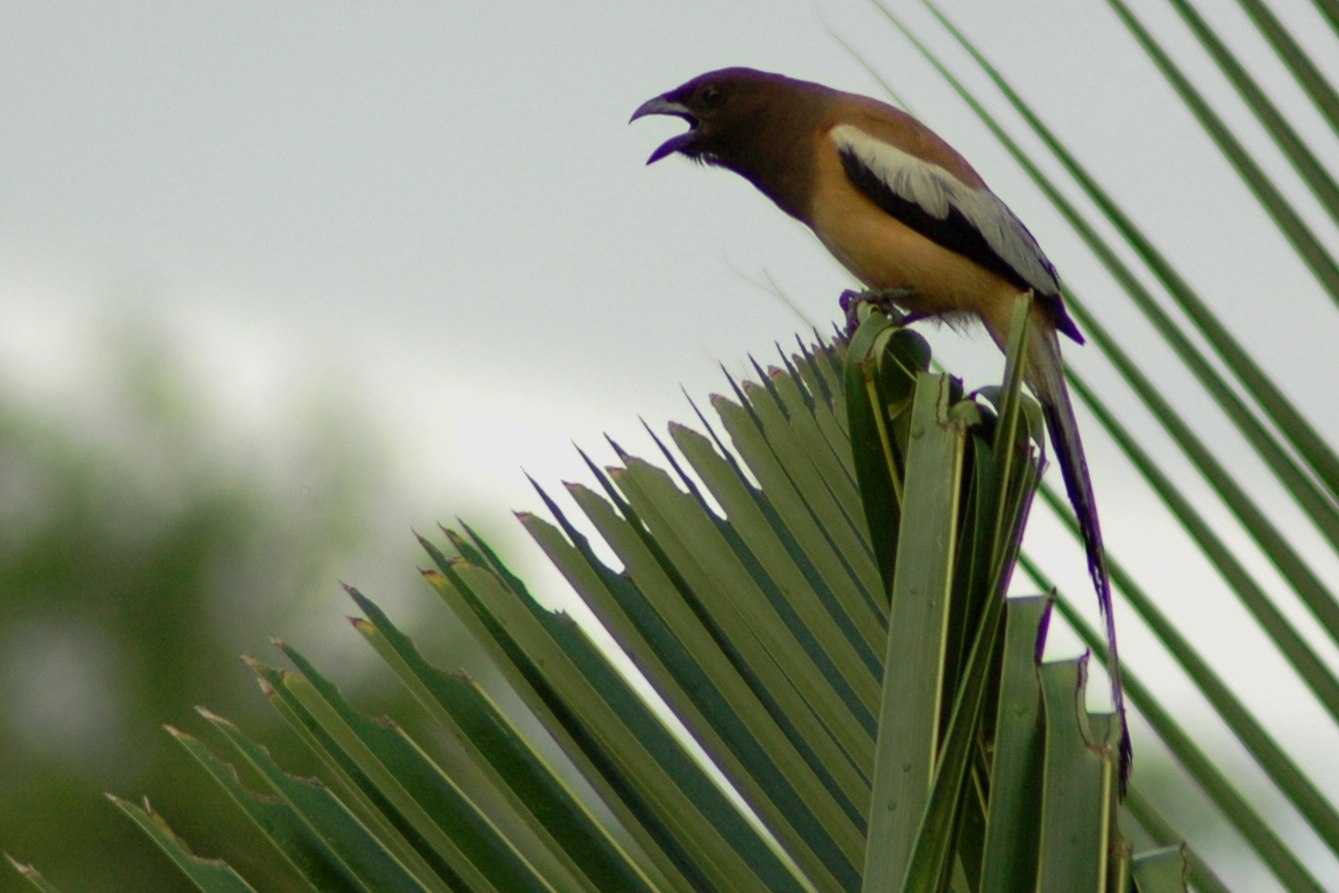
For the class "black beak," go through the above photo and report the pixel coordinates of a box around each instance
[630,95,698,165]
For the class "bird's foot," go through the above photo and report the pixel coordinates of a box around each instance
[840,288,920,335]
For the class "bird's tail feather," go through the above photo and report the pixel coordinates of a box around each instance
[1027,323,1132,788]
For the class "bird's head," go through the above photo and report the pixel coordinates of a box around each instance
[631,68,799,167]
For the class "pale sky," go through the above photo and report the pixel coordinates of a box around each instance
[4,3,1339,889]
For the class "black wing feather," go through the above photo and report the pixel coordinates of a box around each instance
[838,144,1082,343]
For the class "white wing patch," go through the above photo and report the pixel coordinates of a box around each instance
[829,124,1060,296]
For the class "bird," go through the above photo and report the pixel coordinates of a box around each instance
[631,66,1130,785]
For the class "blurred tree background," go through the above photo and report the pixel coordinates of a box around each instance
[0,312,477,891]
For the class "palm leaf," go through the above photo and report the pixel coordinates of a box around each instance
[844,6,1339,887]
[98,302,1198,891]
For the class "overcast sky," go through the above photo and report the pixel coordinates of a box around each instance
[4,3,1339,888]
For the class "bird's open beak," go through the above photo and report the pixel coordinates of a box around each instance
[630,95,698,165]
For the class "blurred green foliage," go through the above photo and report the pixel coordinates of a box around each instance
[0,321,415,891]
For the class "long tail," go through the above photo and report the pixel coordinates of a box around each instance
[1028,323,1132,790]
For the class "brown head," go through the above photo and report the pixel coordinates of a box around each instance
[630,67,831,219]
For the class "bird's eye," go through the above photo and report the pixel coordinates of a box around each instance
[700,85,722,109]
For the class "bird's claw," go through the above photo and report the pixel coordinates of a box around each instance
[840,288,920,335]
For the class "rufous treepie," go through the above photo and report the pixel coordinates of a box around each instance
[633,66,1130,784]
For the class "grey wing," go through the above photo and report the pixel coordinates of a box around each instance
[831,123,1077,337]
